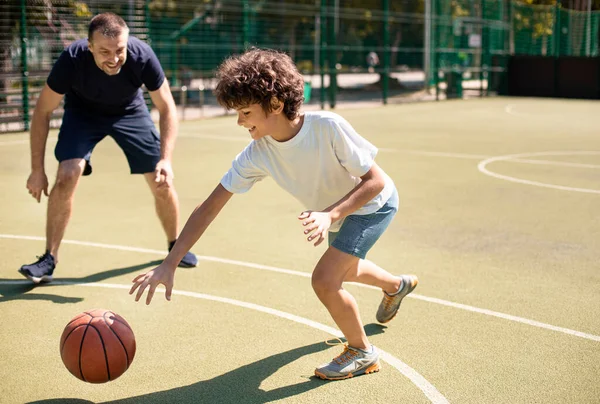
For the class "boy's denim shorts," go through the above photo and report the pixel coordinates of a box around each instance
[328,188,399,259]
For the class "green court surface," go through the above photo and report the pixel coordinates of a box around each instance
[1,97,599,403]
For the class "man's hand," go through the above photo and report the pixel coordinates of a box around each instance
[154,159,174,189]
[298,211,332,247]
[26,170,49,203]
[130,262,176,305]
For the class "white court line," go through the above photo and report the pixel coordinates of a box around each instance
[0,279,448,404]
[380,148,489,159]
[2,234,599,343]
[1,137,598,170]
[508,158,600,170]
[478,151,600,194]
[179,133,250,143]
[504,104,530,117]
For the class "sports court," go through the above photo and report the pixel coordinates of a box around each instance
[1,97,599,403]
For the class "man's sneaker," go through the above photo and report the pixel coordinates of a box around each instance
[376,274,419,324]
[314,344,380,380]
[168,241,198,268]
[18,251,56,284]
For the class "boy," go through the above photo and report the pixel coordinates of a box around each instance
[130,48,418,380]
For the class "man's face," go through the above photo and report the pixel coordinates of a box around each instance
[88,30,129,76]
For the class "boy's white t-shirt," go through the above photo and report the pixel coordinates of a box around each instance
[220,111,395,232]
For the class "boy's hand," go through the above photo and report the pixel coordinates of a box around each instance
[130,263,176,305]
[298,211,332,247]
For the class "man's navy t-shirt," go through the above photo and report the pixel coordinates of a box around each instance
[47,36,165,116]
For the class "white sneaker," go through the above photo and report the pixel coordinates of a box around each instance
[376,275,418,323]
[314,344,380,380]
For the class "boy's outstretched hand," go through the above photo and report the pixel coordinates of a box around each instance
[298,210,332,247]
[130,263,176,305]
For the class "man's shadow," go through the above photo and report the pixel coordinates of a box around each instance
[0,260,162,304]
[29,323,388,404]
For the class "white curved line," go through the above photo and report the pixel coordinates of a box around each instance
[0,280,448,404]
[2,234,599,343]
[478,151,600,194]
[509,158,600,169]
[504,104,528,117]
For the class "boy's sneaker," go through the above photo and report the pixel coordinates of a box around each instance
[314,344,380,380]
[376,274,419,324]
[168,241,198,268]
[18,251,56,284]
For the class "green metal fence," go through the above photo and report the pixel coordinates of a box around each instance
[1,0,598,132]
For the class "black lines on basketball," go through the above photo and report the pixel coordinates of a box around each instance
[60,310,136,383]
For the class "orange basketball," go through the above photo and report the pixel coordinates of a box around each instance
[60,309,136,383]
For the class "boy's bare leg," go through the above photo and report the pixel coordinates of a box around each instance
[46,159,86,260]
[311,247,371,350]
[143,173,179,242]
[343,259,402,294]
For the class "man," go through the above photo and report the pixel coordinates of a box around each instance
[19,12,197,284]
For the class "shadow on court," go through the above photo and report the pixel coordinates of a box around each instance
[28,324,388,404]
[0,260,162,304]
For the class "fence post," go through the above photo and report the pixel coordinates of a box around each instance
[480,0,486,96]
[433,0,440,100]
[20,0,29,131]
[145,0,151,44]
[320,0,326,109]
[382,0,390,104]
[243,0,250,49]
[424,0,432,91]
[554,0,561,56]
[328,0,337,109]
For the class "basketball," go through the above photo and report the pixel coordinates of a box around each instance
[60,309,136,383]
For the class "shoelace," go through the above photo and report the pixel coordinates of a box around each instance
[32,253,51,268]
[325,338,359,365]
[383,293,396,310]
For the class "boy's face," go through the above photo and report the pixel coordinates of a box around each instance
[236,103,278,140]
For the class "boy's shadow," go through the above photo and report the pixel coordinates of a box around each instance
[0,260,162,304]
[29,323,388,404]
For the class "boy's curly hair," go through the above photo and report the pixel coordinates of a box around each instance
[214,48,304,120]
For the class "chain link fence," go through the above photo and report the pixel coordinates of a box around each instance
[1,0,598,132]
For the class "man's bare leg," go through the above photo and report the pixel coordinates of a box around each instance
[46,159,86,261]
[143,173,179,242]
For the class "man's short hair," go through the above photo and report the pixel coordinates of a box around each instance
[88,12,128,40]
[215,48,305,120]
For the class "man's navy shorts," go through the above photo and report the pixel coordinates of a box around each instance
[54,109,161,176]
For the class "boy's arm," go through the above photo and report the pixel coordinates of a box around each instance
[299,163,386,246]
[164,183,233,266]
[130,184,233,304]
[325,162,386,222]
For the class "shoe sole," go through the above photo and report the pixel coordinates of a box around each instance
[177,261,197,268]
[18,269,53,284]
[377,275,419,324]
[314,362,381,380]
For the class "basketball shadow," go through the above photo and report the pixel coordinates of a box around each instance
[28,324,388,404]
[0,260,162,304]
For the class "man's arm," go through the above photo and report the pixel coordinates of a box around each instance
[148,79,177,162]
[27,84,64,202]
